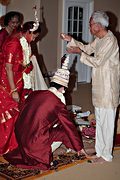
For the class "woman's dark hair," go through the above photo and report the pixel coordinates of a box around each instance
[4,11,23,26]
[50,82,66,90]
[22,21,41,34]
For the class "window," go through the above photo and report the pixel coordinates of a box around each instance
[68,6,83,41]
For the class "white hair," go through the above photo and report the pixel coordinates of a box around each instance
[91,11,109,27]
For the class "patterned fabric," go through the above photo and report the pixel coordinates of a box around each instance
[0,36,32,155]
[0,162,40,179]
[0,36,24,123]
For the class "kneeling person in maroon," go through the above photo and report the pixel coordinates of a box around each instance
[4,56,87,170]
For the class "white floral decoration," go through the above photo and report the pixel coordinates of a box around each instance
[20,36,31,66]
[30,6,39,32]
[20,36,33,89]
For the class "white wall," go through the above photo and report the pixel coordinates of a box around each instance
[0,4,6,29]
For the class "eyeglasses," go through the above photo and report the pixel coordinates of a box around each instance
[89,22,97,27]
[89,22,99,27]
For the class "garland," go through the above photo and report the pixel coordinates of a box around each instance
[20,36,33,89]
[20,36,31,66]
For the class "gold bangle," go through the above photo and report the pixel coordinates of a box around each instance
[10,88,17,95]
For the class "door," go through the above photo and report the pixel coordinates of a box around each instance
[62,0,94,83]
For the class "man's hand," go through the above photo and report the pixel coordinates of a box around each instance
[77,149,91,158]
[60,33,72,42]
[66,46,82,55]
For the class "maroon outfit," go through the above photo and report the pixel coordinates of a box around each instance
[4,90,83,170]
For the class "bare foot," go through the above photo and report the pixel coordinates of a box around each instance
[90,154,100,159]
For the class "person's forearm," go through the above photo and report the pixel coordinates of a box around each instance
[5,63,16,92]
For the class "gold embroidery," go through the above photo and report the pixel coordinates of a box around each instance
[0,109,19,123]
[7,53,13,63]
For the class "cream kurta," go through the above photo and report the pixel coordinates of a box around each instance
[67,30,119,108]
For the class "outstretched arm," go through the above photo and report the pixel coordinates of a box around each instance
[6,63,20,102]
[60,33,83,55]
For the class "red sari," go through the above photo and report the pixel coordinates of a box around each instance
[0,35,31,155]
[0,28,9,51]
[0,28,9,76]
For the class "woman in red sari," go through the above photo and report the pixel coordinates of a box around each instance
[0,11,23,76]
[0,21,41,155]
[0,11,23,51]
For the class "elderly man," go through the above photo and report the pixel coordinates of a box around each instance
[61,10,119,163]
